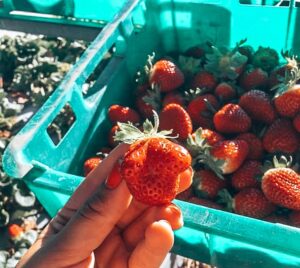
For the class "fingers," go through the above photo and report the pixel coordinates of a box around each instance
[128,220,174,268]
[123,203,182,250]
[38,180,132,265]
[178,166,193,193]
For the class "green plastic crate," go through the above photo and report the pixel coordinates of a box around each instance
[3,0,300,267]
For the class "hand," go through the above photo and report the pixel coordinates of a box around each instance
[17,143,192,268]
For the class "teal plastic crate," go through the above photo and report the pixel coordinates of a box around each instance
[3,0,300,267]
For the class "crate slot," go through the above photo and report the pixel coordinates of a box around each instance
[46,102,76,146]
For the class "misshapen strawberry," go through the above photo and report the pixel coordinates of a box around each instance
[213,103,251,134]
[261,156,300,210]
[114,112,192,205]
[159,103,192,140]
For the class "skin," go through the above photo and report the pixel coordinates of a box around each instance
[17,143,193,268]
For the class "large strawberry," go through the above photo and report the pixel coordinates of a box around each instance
[186,93,218,128]
[273,57,300,117]
[147,55,184,92]
[213,103,251,134]
[239,90,276,125]
[159,103,192,140]
[236,132,264,160]
[193,169,227,199]
[114,112,192,205]
[262,118,299,154]
[239,66,268,91]
[261,156,300,210]
[108,104,141,124]
[231,160,261,191]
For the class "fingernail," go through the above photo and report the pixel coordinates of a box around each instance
[105,161,122,190]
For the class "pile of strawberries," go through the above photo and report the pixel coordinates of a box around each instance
[84,40,300,228]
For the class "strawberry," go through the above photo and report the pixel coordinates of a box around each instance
[213,103,251,134]
[293,113,300,132]
[149,58,184,92]
[289,211,300,227]
[187,93,219,128]
[231,160,261,191]
[108,125,120,148]
[268,65,286,88]
[232,188,275,219]
[191,128,224,147]
[196,140,249,177]
[7,224,24,240]
[114,112,192,205]
[252,46,279,73]
[190,71,217,91]
[236,133,264,160]
[159,103,192,140]
[83,156,103,176]
[239,66,268,91]
[261,156,300,210]
[262,118,299,154]
[264,214,289,225]
[108,104,140,124]
[193,169,227,199]
[135,87,161,119]
[162,91,185,107]
[273,58,300,117]
[239,90,276,124]
[188,196,223,210]
[214,82,236,102]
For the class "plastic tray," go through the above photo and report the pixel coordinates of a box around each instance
[3,0,300,267]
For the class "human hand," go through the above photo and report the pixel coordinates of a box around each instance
[17,143,193,268]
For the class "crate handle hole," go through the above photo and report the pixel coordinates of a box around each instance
[239,0,294,6]
[46,102,76,146]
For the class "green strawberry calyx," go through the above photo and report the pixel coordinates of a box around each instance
[114,110,177,144]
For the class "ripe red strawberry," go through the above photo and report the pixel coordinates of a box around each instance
[162,91,185,107]
[114,112,192,205]
[289,211,300,227]
[108,104,140,124]
[264,214,289,225]
[274,85,300,118]
[159,103,192,140]
[108,125,120,148]
[273,58,300,117]
[188,196,223,210]
[293,113,300,132]
[193,169,227,199]
[239,66,268,91]
[231,160,261,191]
[214,82,236,102]
[190,71,217,91]
[187,94,218,128]
[149,59,184,92]
[83,156,103,176]
[239,90,276,124]
[236,133,264,160]
[191,128,224,147]
[262,118,299,154]
[205,140,249,176]
[261,157,300,210]
[233,188,276,219]
[213,103,251,134]
[8,224,24,240]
